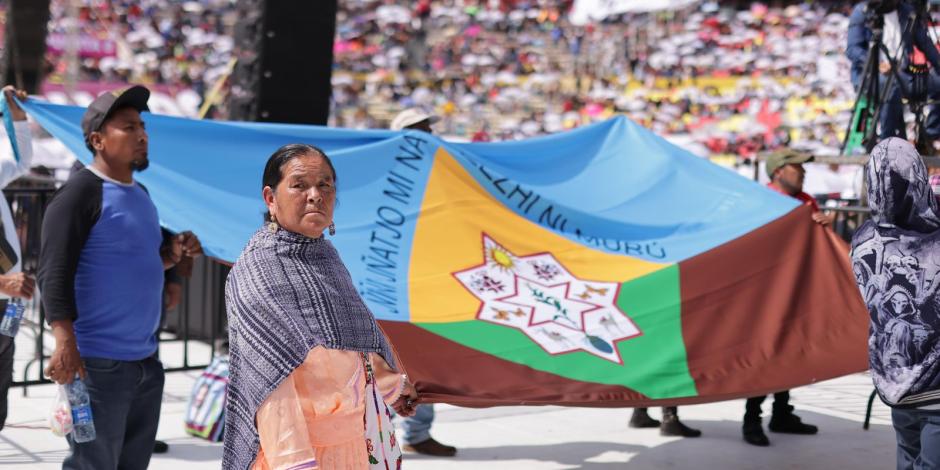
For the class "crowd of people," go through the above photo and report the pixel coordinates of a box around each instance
[44,0,236,99]
[39,0,875,165]
[331,0,858,163]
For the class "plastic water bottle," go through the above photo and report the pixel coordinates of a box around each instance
[0,298,24,337]
[66,377,96,443]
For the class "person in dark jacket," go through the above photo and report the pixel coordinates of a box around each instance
[852,137,940,469]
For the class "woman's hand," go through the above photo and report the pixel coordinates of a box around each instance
[392,377,419,417]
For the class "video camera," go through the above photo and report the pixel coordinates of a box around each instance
[866,0,929,20]
[864,0,899,28]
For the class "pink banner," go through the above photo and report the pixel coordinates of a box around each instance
[46,33,117,59]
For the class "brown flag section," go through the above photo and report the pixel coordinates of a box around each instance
[382,205,870,407]
[681,205,869,400]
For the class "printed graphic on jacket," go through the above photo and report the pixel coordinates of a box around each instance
[852,138,940,407]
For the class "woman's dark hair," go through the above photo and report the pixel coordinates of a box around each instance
[262,143,336,222]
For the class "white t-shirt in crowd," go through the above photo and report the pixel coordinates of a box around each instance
[883,10,903,57]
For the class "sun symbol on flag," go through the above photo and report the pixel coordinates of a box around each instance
[487,245,517,272]
[453,234,642,364]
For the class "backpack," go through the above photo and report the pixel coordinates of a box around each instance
[184,355,229,442]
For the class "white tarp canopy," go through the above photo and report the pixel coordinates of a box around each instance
[569,0,700,25]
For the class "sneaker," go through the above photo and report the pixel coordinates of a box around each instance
[660,417,702,438]
[742,421,770,447]
[402,437,457,457]
[629,409,661,428]
[768,413,818,435]
[153,440,169,454]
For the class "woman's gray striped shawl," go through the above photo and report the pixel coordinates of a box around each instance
[222,227,397,470]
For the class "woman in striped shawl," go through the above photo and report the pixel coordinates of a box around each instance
[224,144,418,470]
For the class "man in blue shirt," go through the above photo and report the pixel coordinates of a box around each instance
[38,85,202,470]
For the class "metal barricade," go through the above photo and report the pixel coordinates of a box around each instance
[161,258,229,374]
[6,184,54,390]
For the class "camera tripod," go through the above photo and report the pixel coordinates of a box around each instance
[842,2,938,156]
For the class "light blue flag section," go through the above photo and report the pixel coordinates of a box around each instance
[19,100,798,320]
[448,117,800,262]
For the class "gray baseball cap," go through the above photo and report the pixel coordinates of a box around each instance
[81,85,150,144]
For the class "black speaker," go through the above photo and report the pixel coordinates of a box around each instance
[228,0,337,125]
[2,0,51,93]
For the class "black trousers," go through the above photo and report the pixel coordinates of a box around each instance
[635,407,678,417]
[744,390,791,423]
[0,334,12,431]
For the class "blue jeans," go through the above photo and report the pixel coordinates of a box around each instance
[62,356,164,470]
[402,404,434,445]
[892,407,940,470]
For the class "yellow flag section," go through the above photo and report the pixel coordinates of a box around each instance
[409,147,669,324]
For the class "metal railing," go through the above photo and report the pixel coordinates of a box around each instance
[161,259,230,374]
[7,184,54,390]
[5,183,229,394]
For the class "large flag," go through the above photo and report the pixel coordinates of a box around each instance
[18,100,868,407]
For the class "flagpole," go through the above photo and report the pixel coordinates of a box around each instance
[197,58,237,119]
[64,0,79,101]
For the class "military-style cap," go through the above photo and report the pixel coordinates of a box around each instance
[765,149,814,178]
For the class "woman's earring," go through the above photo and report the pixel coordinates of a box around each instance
[329,222,336,236]
[268,214,278,232]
